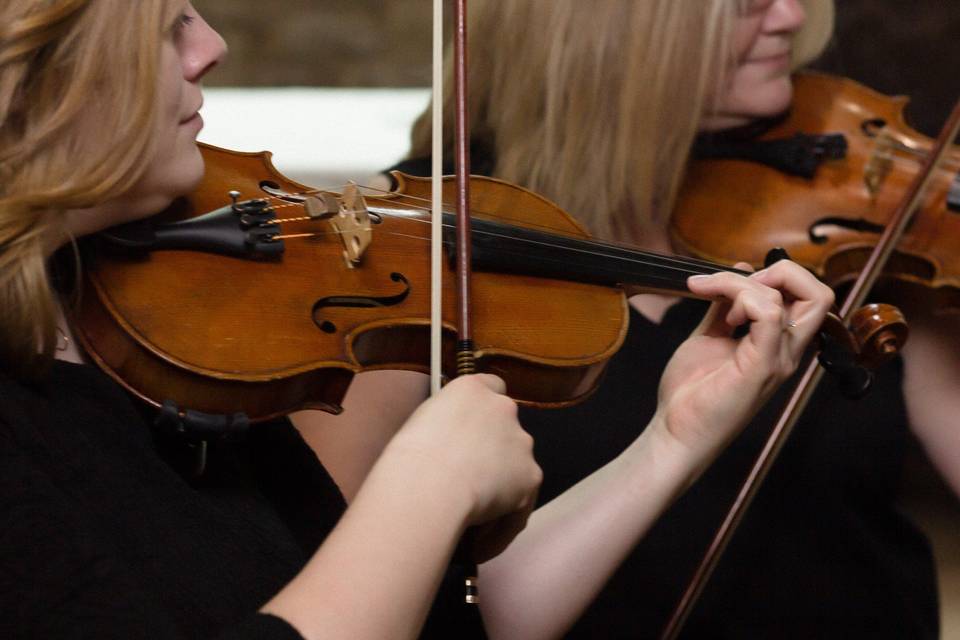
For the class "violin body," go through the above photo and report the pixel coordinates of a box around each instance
[74,144,627,421]
[672,71,960,310]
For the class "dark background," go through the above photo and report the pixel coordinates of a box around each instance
[812,1,960,136]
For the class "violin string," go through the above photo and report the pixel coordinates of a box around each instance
[897,158,960,178]
[270,207,734,276]
[263,182,731,269]
[450,223,735,277]
[405,231,729,285]
[253,180,578,238]
[256,155,960,250]
[880,150,960,174]
[260,186,741,277]
[244,181,758,280]
[273,232,326,240]
[253,140,960,227]
[384,208,742,274]
[376,230,721,282]
[271,217,737,281]
[856,134,960,175]
[870,136,960,169]
[271,214,316,224]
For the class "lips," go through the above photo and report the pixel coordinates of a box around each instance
[180,100,203,124]
[747,49,792,64]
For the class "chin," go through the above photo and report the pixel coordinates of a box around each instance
[164,146,206,201]
[180,143,206,188]
[130,160,206,221]
[750,77,796,118]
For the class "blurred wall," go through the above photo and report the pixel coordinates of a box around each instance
[193,0,433,87]
[194,1,959,135]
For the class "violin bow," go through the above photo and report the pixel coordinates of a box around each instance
[432,0,480,604]
[452,0,477,385]
[660,95,960,640]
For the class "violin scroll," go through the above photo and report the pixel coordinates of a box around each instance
[814,303,907,399]
[847,303,908,369]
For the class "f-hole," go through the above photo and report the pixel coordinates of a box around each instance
[312,272,411,333]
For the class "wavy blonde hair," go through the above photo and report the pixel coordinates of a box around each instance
[0,0,176,379]
[409,0,834,242]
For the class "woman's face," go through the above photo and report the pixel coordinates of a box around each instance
[701,0,807,131]
[67,2,226,237]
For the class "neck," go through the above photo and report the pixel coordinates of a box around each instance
[452,214,745,297]
[614,225,683,323]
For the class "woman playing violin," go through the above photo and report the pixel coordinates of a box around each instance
[307,0,954,637]
[0,1,833,639]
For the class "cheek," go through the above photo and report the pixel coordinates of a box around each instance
[719,65,795,117]
[116,130,204,222]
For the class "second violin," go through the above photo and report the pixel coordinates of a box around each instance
[673,71,960,310]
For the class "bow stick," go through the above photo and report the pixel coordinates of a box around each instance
[452,0,476,380]
[660,94,960,640]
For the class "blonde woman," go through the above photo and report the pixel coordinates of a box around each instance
[394,0,951,637]
[0,1,834,639]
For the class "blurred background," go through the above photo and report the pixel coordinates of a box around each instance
[192,0,960,635]
[193,0,959,132]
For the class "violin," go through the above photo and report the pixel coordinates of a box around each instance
[660,72,960,638]
[72,143,899,424]
[672,71,960,309]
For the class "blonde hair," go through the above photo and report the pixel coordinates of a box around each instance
[0,0,173,379]
[409,0,834,242]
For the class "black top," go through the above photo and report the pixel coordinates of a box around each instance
[0,361,482,639]
[520,301,937,639]
[391,153,938,639]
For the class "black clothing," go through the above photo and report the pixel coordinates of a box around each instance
[0,361,481,639]
[521,301,937,639]
[389,154,939,639]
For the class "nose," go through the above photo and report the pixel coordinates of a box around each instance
[182,14,228,82]
[764,0,806,35]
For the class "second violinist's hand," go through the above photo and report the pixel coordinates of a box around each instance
[652,260,834,469]
[475,263,832,640]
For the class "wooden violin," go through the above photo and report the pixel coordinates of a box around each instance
[673,71,960,310]
[660,73,960,638]
[72,143,900,424]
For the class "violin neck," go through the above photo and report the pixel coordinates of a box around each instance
[447,215,742,295]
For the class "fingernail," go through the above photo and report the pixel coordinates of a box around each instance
[688,274,711,282]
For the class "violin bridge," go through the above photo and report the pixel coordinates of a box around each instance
[863,131,895,198]
[329,182,372,268]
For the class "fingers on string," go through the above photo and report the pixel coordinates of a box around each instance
[688,272,783,344]
[728,286,786,362]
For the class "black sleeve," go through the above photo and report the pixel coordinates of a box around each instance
[0,428,303,640]
[213,614,302,640]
